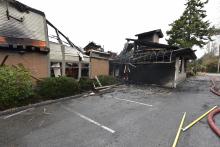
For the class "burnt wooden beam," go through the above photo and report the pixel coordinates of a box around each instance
[12,65,42,81]
[46,20,83,53]
[0,36,48,52]
[0,55,9,66]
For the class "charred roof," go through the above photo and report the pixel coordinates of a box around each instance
[126,38,179,50]
[135,29,164,38]
[173,48,197,60]
[7,0,45,16]
[84,42,102,51]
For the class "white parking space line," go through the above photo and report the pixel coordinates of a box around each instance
[3,108,34,119]
[112,97,153,107]
[62,106,115,134]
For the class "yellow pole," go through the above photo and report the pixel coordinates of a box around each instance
[182,106,217,132]
[172,112,186,147]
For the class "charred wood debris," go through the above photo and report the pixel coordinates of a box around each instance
[112,31,196,69]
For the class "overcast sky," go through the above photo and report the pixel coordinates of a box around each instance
[20,0,219,57]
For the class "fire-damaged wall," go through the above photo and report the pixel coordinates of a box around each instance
[0,0,49,80]
[111,29,197,88]
[128,63,175,87]
[0,0,48,47]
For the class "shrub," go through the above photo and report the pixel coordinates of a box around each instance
[37,77,79,99]
[205,60,218,73]
[78,77,94,91]
[0,65,33,108]
[97,75,117,86]
[186,70,196,77]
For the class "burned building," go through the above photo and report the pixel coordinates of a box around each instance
[47,21,90,79]
[0,0,49,79]
[110,29,197,88]
[0,0,91,80]
[84,42,110,78]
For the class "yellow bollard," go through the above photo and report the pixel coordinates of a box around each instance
[182,106,217,132]
[172,112,186,147]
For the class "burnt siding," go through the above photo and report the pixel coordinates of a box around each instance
[0,1,47,41]
[128,63,175,85]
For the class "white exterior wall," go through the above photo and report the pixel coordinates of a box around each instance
[0,0,47,41]
[173,57,187,88]
[49,42,90,79]
[49,42,90,62]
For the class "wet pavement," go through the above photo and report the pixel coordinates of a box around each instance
[0,75,220,147]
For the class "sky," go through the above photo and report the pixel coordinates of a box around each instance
[19,0,220,57]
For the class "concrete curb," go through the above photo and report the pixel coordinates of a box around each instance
[7,84,138,113]
[0,93,88,116]
[0,84,120,117]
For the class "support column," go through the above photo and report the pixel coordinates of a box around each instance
[78,61,82,80]
[182,58,185,73]
[61,45,66,76]
[56,29,65,76]
[173,57,180,88]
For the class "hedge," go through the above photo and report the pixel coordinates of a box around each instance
[36,77,79,99]
[0,71,118,110]
[97,75,118,86]
[0,65,33,108]
[78,77,94,91]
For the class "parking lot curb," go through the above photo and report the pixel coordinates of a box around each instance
[0,92,89,117]
[0,84,120,117]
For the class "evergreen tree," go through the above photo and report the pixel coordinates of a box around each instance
[166,0,215,48]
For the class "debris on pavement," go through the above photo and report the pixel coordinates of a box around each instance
[43,108,51,115]
[39,120,45,127]
[93,75,117,91]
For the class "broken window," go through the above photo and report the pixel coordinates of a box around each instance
[65,63,79,79]
[81,63,89,77]
[115,68,119,77]
[50,62,62,77]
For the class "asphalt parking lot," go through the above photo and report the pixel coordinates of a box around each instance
[0,75,220,147]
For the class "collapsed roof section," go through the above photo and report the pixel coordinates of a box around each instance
[46,20,83,54]
[49,41,90,62]
[126,38,179,50]
[84,42,103,52]
[114,30,196,64]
